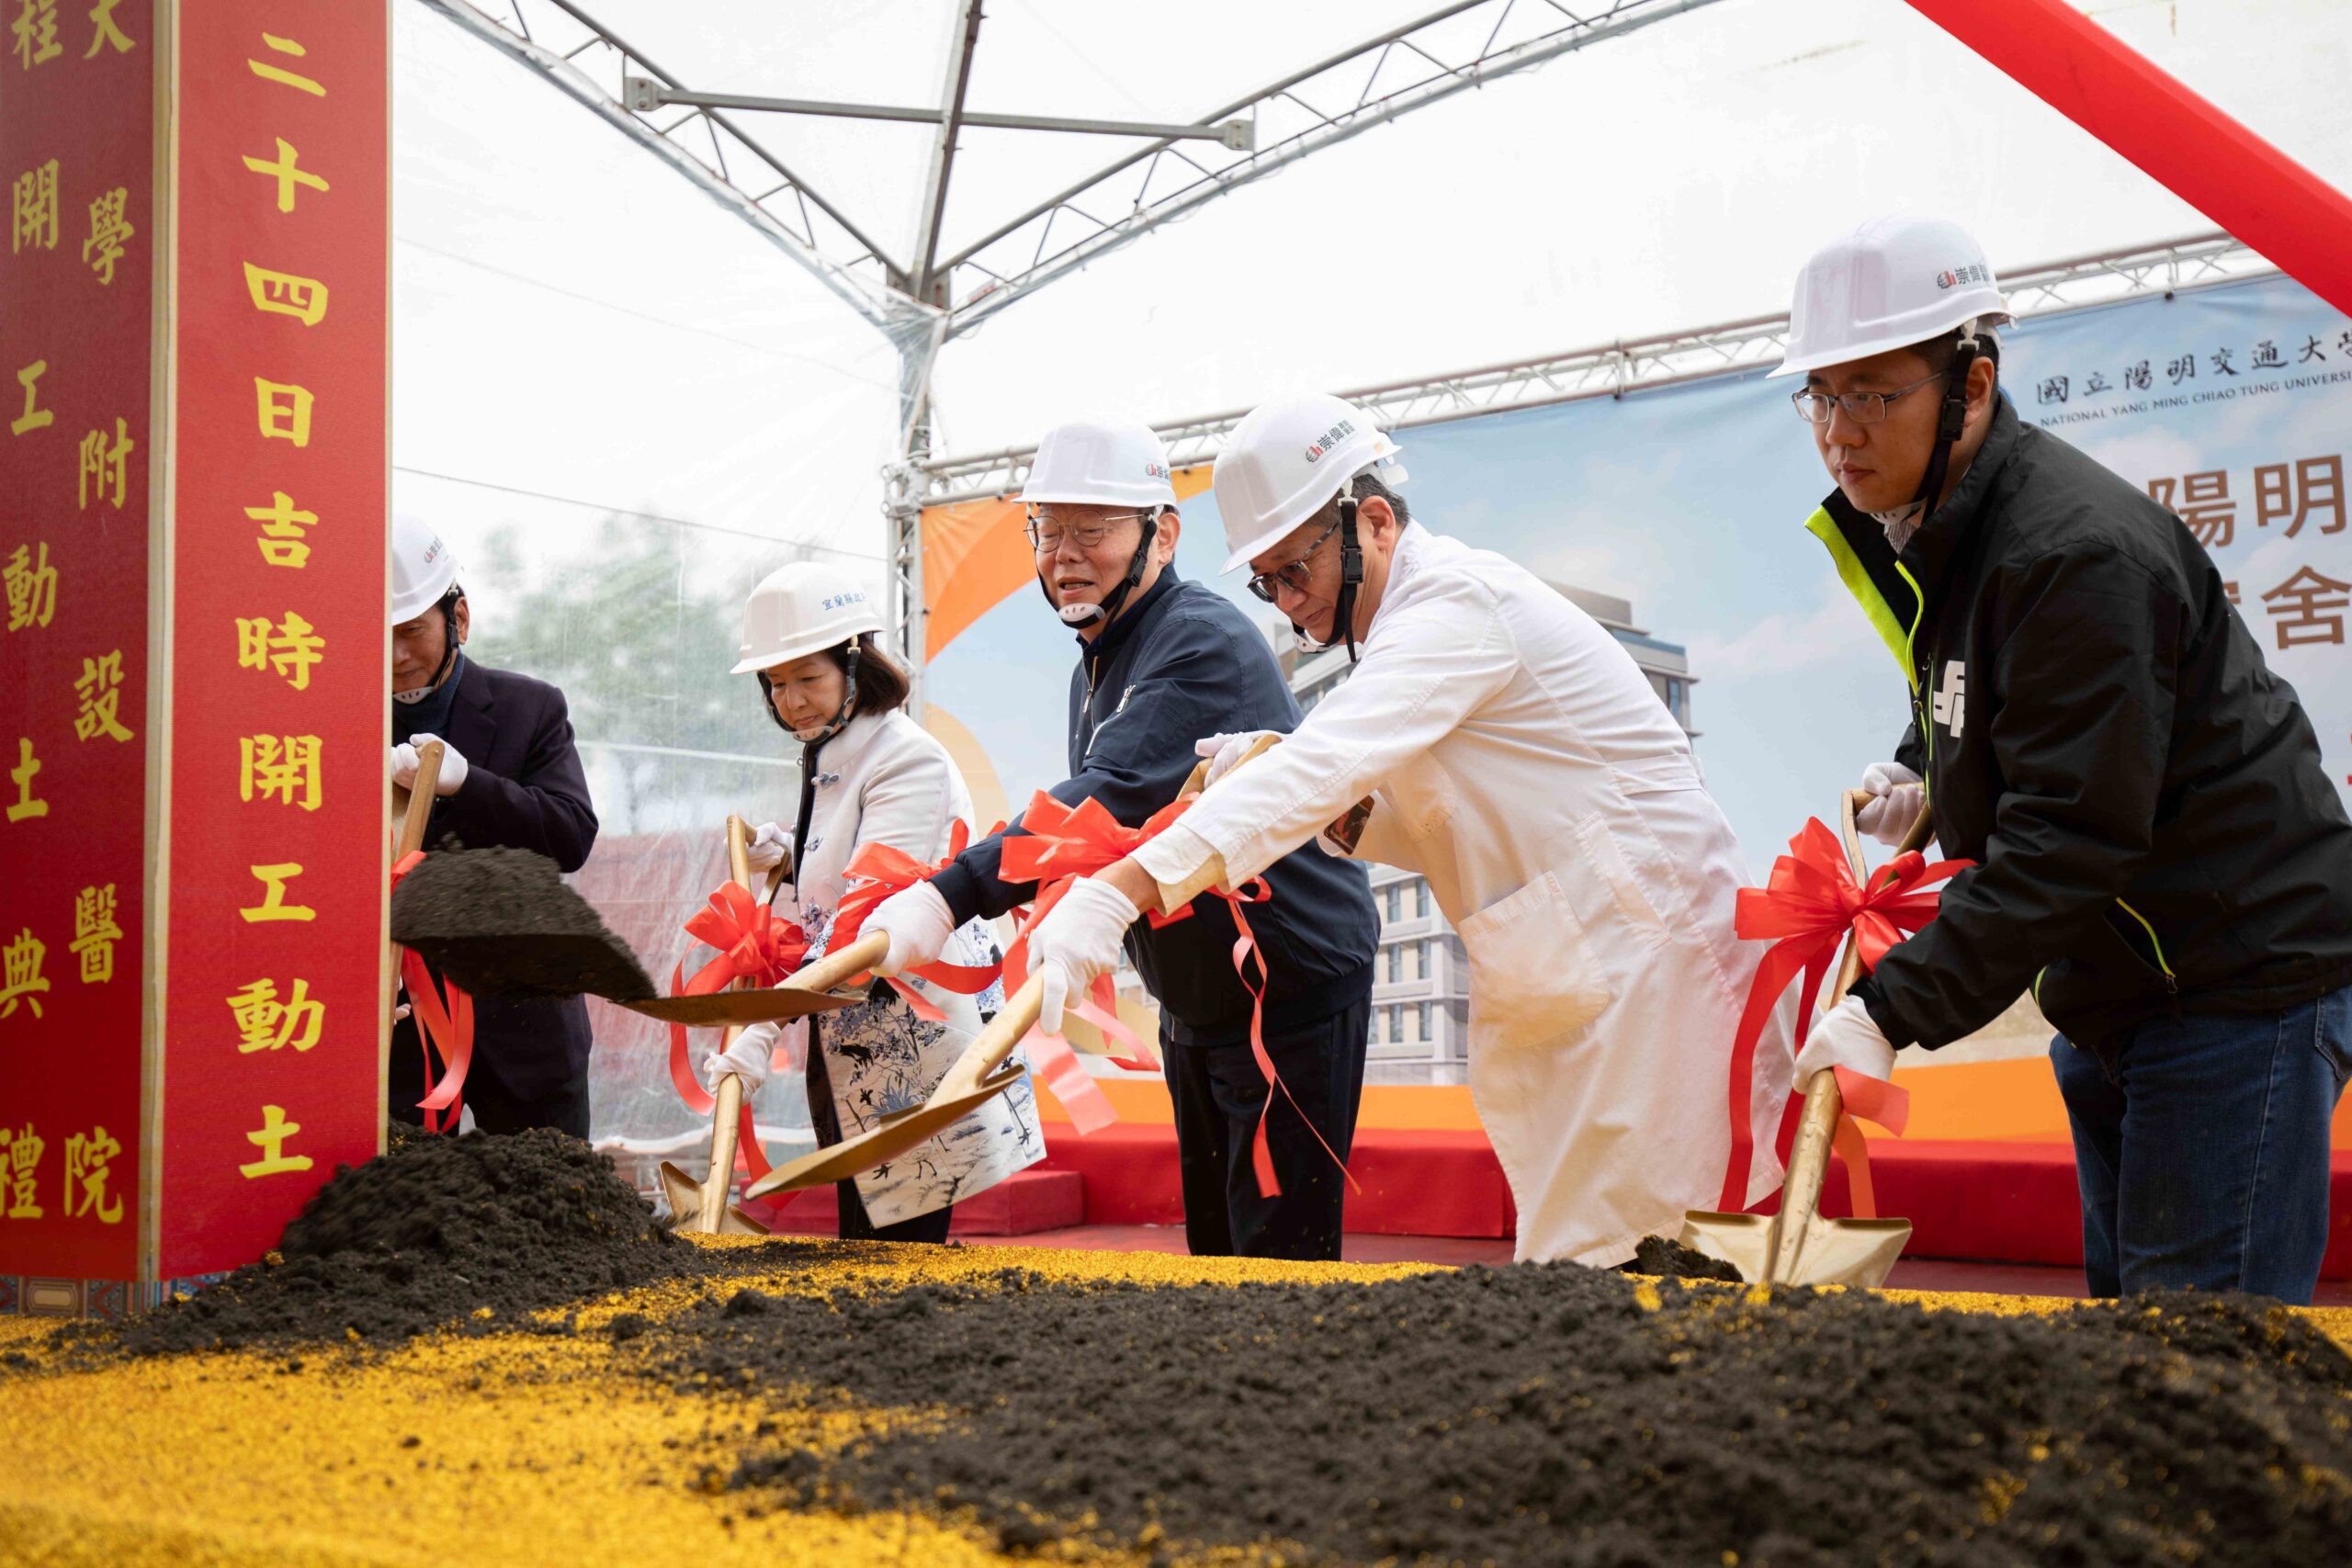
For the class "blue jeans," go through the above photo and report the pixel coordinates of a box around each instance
[2051,985,2351,1304]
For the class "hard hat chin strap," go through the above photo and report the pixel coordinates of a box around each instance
[1039,508,1160,630]
[392,592,465,705]
[1290,496,1365,665]
[757,640,862,743]
[1909,320,1984,523]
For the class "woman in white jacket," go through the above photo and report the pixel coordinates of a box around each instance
[1020,394,1792,1267]
[706,561,1044,1241]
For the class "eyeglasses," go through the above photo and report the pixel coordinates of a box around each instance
[1025,511,1149,554]
[1791,371,1947,426]
[1245,515,1343,604]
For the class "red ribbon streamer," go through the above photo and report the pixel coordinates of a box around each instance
[1718,818,1971,1213]
[1905,0,2352,319]
[391,850,476,1134]
[831,818,1005,998]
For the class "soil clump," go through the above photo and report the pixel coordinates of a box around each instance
[645,1265,2352,1567]
[391,844,652,1000]
[103,1130,687,1353]
[1619,1233,1743,1282]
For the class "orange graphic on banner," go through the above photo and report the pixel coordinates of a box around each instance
[238,733,321,808]
[226,977,323,1054]
[62,1125,122,1223]
[83,0,131,57]
[244,489,317,566]
[9,1,59,72]
[0,930,46,1018]
[73,649,133,741]
[77,415,131,508]
[237,1105,311,1179]
[69,883,119,983]
[239,863,316,923]
[5,541,56,630]
[0,1123,43,1216]
[234,611,323,689]
[247,32,321,96]
[253,378,312,446]
[241,136,326,213]
[6,738,44,821]
[12,156,57,250]
[83,185,130,284]
[243,264,326,326]
[12,359,51,433]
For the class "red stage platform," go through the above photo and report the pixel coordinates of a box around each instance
[1009,1123,2352,1279]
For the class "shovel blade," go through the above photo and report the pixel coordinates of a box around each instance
[1678,1211,1776,1282]
[742,1065,1024,1200]
[657,1161,704,1228]
[717,1203,771,1236]
[620,988,858,1026]
[1679,1210,1913,1288]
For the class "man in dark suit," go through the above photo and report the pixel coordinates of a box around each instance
[389,514,600,1136]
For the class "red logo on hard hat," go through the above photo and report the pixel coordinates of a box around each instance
[1936,270,1957,289]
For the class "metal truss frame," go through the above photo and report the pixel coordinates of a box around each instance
[914,231,2277,505]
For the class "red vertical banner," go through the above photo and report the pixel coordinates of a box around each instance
[157,0,389,1282]
[0,0,155,1311]
[1,0,386,1313]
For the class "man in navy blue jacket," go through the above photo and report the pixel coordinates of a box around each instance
[387,514,601,1136]
[864,422,1379,1259]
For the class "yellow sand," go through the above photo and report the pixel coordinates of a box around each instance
[0,1238,2344,1567]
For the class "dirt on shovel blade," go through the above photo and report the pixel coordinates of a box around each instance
[93,1130,684,1354]
[391,844,653,1000]
[639,1266,2352,1568]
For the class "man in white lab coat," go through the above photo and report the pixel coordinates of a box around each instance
[1019,392,1791,1265]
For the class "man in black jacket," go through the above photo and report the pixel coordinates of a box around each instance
[388,514,600,1136]
[1776,217,2352,1303]
[859,421,1381,1260]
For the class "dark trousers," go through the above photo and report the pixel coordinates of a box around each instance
[387,1037,591,1139]
[805,1016,956,1245]
[1162,994,1370,1260]
[2052,984,2350,1305]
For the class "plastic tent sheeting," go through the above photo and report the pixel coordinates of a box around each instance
[391,3,909,1153]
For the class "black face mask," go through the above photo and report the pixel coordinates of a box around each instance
[757,640,862,743]
[1036,510,1160,632]
[1289,497,1366,665]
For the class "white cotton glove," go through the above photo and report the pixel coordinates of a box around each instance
[865,881,956,977]
[1855,761,1924,847]
[390,733,469,797]
[1028,876,1141,1036]
[1792,996,1897,1084]
[702,1021,782,1093]
[743,821,792,875]
[1193,730,1277,790]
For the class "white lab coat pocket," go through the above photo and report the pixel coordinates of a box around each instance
[1457,867,1615,1052]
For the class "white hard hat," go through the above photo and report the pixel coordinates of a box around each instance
[1210,392,1407,572]
[1021,419,1179,510]
[390,513,460,625]
[729,560,885,676]
[1770,215,2014,379]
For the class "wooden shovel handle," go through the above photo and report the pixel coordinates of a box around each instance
[392,739,444,860]
[701,1069,744,1231]
[784,930,891,996]
[936,972,1045,1100]
[1180,730,1283,797]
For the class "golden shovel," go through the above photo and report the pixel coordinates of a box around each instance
[660,816,776,1235]
[1678,788,1928,1288]
[744,736,1283,1201]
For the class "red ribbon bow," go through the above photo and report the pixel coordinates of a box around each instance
[1716,818,1973,1214]
[1001,788,1353,1199]
[665,880,810,1117]
[829,818,1007,1016]
[391,850,476,1134]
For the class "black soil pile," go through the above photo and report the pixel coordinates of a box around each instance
[1620,1233,1743,1282]
[391,844,652,1000]
[643,1266,2352,1567]
[107,1130,683,1353]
